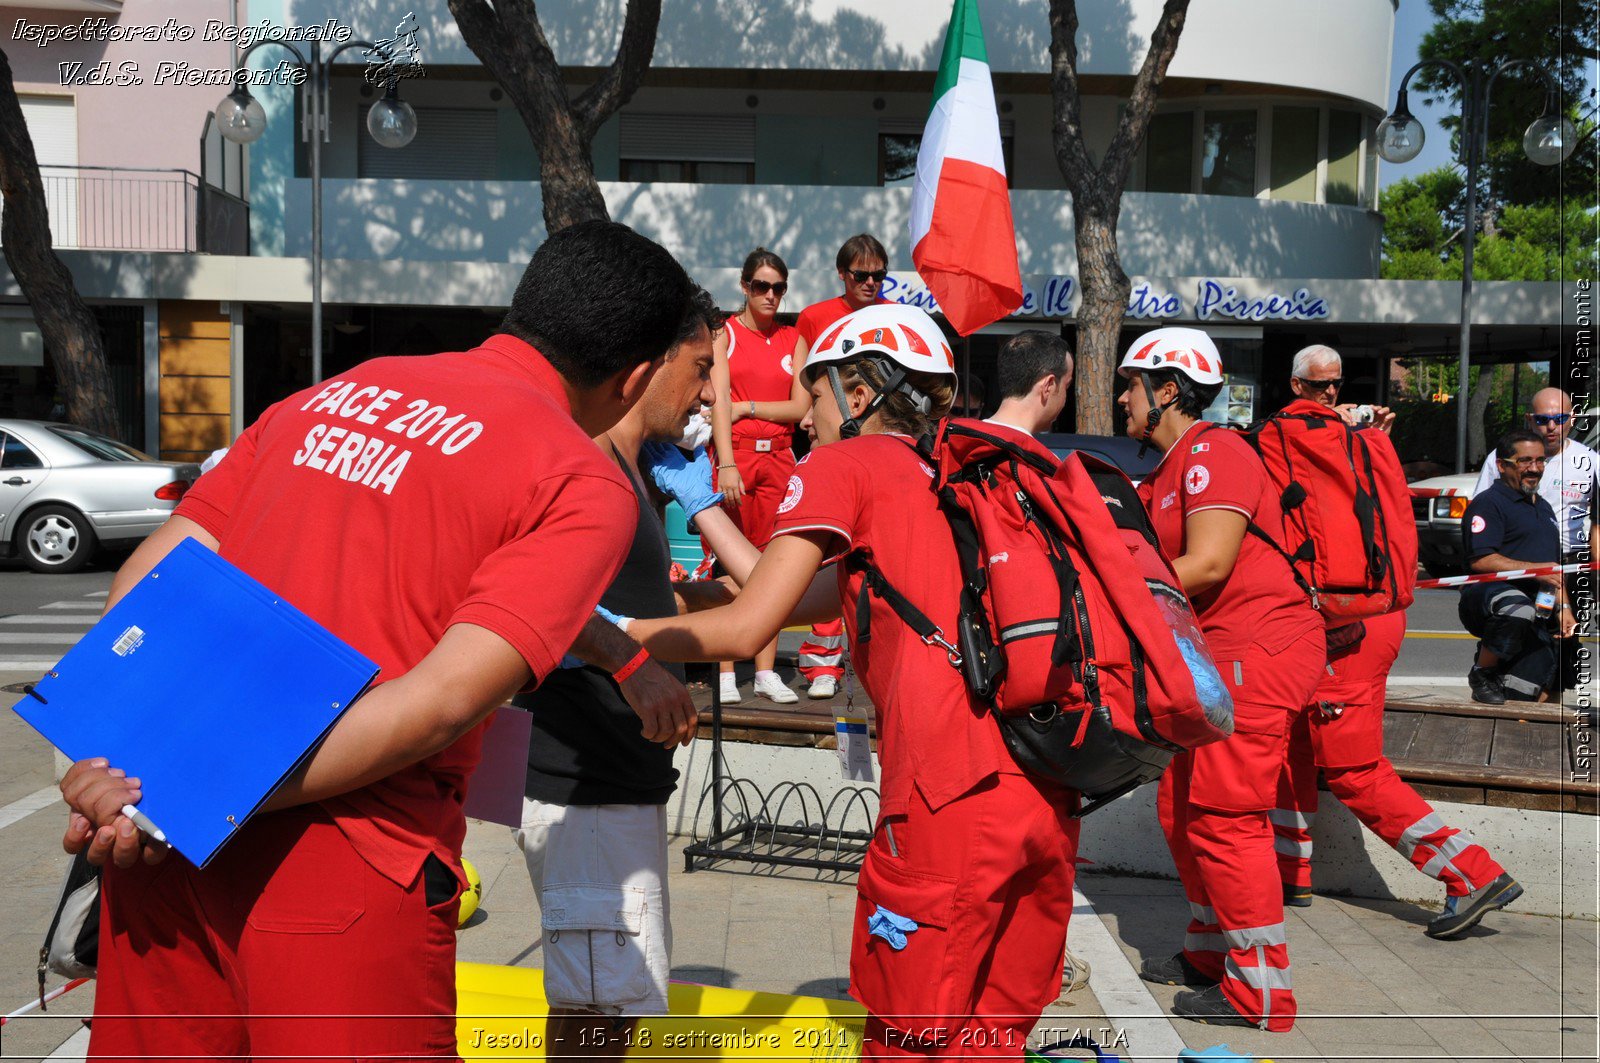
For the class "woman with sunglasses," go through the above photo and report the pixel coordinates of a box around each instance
[788,233,893,700]
[708,247,809,704]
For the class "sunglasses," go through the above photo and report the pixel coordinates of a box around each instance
[1531,413,1571,427]
[1296,377,1343,392]
[847,269,888,284]
[746,279,787,296]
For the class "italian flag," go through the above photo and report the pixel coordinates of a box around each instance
[910,0,1023,336]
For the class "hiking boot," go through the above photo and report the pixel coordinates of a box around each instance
[1137,952,1218,987]
[807,675,838,700]
[1468,666,1507,705]
[753,672,798,704]
[1283,884,1313,908]
[1425,873,1524,939]
[1172,984,1258,1028]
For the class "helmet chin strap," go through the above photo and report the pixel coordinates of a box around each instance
[827,357,931,440]
[1135,372,1179,458]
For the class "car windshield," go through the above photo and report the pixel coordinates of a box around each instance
[48,426,153,462]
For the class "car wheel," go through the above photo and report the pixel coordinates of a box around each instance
[19,505,97,574]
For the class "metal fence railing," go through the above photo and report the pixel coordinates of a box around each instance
[0,166,249,255]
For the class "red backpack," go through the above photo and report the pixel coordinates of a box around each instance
[1243,401,1418,624]
[846,421,1234,815]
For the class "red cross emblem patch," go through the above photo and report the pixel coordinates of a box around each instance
[1185,465,1211,494]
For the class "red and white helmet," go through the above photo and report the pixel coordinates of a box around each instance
[804,303,956,384]
[1118,327,1225,385]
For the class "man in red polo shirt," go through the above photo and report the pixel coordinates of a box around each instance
[57,221,707,1061]
[790,232,892,698]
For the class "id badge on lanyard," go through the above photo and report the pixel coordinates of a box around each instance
[833,646,875,782]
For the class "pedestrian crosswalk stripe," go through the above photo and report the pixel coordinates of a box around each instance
[0,659,62,671]
[0,633,82,644]
[83,591,108,598]
[40,602,102,611]
[0,785,59,831]
[0,616,96,625]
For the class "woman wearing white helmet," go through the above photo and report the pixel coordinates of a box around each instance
[1117,327,1323,1033]
[629,302,1081,1060]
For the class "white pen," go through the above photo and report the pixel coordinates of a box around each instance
[120,804,168,845]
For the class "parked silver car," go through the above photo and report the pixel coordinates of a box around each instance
[0,419,200,573]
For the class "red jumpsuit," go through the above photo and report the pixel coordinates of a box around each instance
[1137,422,1324,1032]
[771,436,1079,1059]
[1274,610,1508,896]
[716,314,801,549]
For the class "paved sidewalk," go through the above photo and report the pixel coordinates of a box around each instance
[2,673,1596,1062]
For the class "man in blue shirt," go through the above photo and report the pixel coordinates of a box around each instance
[1459,429,1570,703]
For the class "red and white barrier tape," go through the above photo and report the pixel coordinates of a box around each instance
[1410,486,1468,498]
[1417,561,1597,589]
[1,978,89,1026]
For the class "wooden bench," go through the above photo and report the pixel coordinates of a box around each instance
[691,685,1598,814]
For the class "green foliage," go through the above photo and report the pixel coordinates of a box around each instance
[1414,0,1597,211]
[1380,165,1598,280]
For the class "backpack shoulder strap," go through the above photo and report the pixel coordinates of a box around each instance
[844,550,963,666]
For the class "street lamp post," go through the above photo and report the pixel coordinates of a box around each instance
[1376,59,1575,473]
[214,41,418,384]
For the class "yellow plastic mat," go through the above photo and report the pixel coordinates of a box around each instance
[457,962,866,1061]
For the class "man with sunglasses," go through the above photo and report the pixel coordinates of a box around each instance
[1460,430,1573,708]
[1288,344,1394,432]
[790,233,894,700]
[1471,388,1597,562]
[1272,345,1520,938]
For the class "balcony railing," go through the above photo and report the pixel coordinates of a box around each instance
[0,166,248,255]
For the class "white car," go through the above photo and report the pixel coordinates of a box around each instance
[1410,471,1478,577]
[0,420,201,573]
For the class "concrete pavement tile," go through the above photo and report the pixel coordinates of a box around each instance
[1410,1014,1522,1058]
[1170,1017,1319,1059]
[722,918,843,996]
[1293,1013,1441,1047]
[1076,872,1180,898]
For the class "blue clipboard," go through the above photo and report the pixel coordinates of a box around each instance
[11,538,379,867]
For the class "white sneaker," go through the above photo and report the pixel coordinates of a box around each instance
[718,675,741,704]
[808,675,838,700]
[753,672,798,704]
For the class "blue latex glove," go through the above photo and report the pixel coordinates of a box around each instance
[642,441,723,520]
[866,906,919,951]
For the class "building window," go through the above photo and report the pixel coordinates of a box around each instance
[619,114,755,185]
[1326,109,1363,206]
[1143,111,1194,194]
[879,133,921,187]
[877,120,1014,187]
[1270,106,1319,203]
[1201,109,1257,197]
[357,107,499,180]
[618,159,754,184]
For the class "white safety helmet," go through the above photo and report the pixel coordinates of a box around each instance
[804,303,956,438]
[1118,327,1225,454]
[1117,327,1225,386]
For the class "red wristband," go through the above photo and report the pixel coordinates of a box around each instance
[611,646,650,683]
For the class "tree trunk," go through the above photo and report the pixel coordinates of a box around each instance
[1049,0,1191,436]
[1073,204,1129,435]
[531,112,610,233]
[1466,362,1495,464]
[0,48,120,438]
[449,0,661,236]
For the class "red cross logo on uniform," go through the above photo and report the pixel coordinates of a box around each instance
[1185,465,1211,494]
